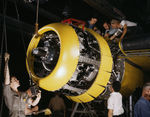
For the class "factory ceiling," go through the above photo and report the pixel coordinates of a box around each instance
[0,0,150,30]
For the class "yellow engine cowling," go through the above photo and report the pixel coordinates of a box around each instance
[26,22,143,103]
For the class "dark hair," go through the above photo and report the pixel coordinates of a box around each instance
[10,72,20,80]
[89,12,98,20]
[103,21,110,25]
[143,82,150,90]
[10,76,19,80]
[112,81,121,92]
[111,19,120,24]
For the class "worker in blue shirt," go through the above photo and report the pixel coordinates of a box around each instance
[134,82,150,117]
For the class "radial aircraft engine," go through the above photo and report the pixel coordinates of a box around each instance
[26,19,150,103]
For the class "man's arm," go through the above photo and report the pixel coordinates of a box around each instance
[25,104,38,115]
[120,24,127,40]
[108,109,113,117]
[4,53,10,85]
[104,33,110,38]
[109,28,123,41]
[109,34,116,40]
[28,91,41,106]
[3,53,14,110]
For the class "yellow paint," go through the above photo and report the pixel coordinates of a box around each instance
[120,61,143,96]
[26,23,79,91]
[127,56,150,71]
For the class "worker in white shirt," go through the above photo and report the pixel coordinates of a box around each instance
[107,81,124,117]
[110,19,138,41]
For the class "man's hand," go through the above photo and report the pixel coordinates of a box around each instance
[32,106,39,115]
[36,90,41,98]
[32,105,39,112]
[4,53,10,62]
[4,52,10,85]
